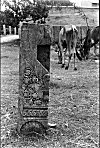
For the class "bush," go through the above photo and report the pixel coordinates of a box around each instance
[2,1,49,26]
[30,2,49,23]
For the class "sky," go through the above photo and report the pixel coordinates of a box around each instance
[70,0,99,6]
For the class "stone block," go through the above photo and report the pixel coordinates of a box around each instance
[18,23,50,135]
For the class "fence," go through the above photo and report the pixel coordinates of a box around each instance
[1,24,20,35]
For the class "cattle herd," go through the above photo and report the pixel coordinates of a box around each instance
[53,25,99,70]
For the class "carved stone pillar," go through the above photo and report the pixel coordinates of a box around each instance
[17,23,51,135]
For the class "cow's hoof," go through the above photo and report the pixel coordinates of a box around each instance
[86,56,89,60]
[61,64,65,68]
[65,66,69,70]
[74,67,77,71]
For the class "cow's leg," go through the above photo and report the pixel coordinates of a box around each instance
[86,48,90,60]
[93,44,98,60]
[94,45,97,55]
[73,52,77,70]
[65,42,72,70]
[59,41,65,68]
[65,53,72,70]
[56,44,62,64]
[61,50,65,68]
[73,40,77,70]
[58,50,62,64]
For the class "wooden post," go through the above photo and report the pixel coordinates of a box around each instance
[18,21,23,39]
[74,3,75,13]
[14,27,17,35]
[3,24,6,35]
[9,26,12,34]
[18,28,20,38]
[17,23,51,135]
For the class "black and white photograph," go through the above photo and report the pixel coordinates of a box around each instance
[1,0,99,147]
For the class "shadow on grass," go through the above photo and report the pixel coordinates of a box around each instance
[1,39,20,47]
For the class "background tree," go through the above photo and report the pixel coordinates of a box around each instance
[4,10,15,27]
[30,1,49,23]
[0,11,6,26]
[3,0,49,24]
[3,0,22,28]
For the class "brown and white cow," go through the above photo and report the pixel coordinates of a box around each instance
[57,25,82,70]
[80,26,99,60]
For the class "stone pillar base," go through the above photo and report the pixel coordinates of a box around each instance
[17,118,48,135]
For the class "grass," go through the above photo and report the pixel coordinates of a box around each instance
[47,7,99,26]
[1,39,99,148]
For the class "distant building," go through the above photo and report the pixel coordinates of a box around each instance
[81,0,99,8]
[70,0,99,8]
[46,0,70,1]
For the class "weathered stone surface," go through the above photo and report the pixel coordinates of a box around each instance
[18,23,50,135]
[20,120,46,135]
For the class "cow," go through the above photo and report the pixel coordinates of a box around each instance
[80,26,99,60]
[56,25,82,70]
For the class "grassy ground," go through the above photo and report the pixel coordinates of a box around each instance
[1,7,99,148]
[1,39,99,148]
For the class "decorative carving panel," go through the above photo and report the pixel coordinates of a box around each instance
[22,109,48,117]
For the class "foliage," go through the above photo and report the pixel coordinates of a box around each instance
[4,10,15,27]
[30,2,49,23]
[3,0,23,27]
[1,0,73,27]
[0,10,17,28]
[1,0,49,27]
[0,11,6,26]
[21,5,33,20]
